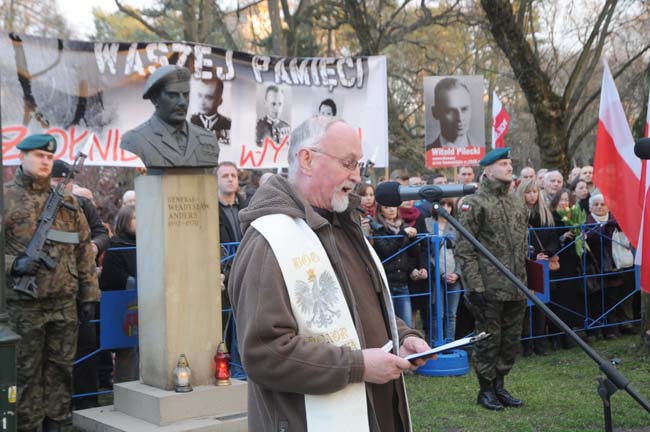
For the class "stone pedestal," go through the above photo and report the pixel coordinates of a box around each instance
[72,172,248,431]
[73,380,247,431]
[136,173,221,389]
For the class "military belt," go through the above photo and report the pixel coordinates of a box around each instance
[46,229,80,244]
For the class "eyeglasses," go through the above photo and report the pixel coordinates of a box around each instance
[592,203,607,207]
[308,148,361,171]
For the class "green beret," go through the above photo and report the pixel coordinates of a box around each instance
[143,65,191,99]
[16,134,57,153]
[479,147,511,166]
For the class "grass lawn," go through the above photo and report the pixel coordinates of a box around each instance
[65,335,650,431]
[406,334,650,432]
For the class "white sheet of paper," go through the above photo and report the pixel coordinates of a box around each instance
[404,332,491,362]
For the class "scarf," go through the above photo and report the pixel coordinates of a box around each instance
[361,202,376,218]
[590,212,609,223]
[383,218,402,234]
[399,206,420,227]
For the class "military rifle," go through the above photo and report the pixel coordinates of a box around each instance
[13,135,92,298]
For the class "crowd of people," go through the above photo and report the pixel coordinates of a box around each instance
[352,163,639,353]
[82,155,640,406]
[4,127,640,430]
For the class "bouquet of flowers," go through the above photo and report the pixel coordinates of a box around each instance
[556,204,589,256]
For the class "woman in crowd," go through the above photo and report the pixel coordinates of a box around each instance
[585,194,633,340]
[372,203,427,325]
[570,178,591,212]
[424,198,463,342]
[517,180,563,355]
[550,188,572,212]
[548,188,583,348]
[399,199,429,330]
[357,183,376,218]
[399,198,427,233]
[99,205,138,383]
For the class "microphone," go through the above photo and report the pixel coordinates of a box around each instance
[375,181,478,206]
[634,138,650,159]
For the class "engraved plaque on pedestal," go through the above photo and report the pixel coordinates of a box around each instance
[136,173,221,390]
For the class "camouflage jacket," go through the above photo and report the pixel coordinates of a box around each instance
[4,168,100,302]
[455,177,527,301]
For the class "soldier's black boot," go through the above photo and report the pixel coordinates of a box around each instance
[477,376,504,411]
[494,374,524,408]
[42,417,62,432]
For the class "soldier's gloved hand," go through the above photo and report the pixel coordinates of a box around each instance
[11,255,41,277]
[466,292,487,307]
[79,302,97,323]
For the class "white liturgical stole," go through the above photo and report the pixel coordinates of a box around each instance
[252,213,401,432]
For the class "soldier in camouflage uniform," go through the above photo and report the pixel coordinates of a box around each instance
[455,147,528,411]
[4,134,100,432]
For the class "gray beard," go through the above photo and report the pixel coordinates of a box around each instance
[331,194,349,213]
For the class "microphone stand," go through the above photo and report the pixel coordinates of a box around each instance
[432,202,650,431]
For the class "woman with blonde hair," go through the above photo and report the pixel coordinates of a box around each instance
[516,180,561,355]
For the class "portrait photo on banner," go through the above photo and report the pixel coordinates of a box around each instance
[254,83,292,149]
[423,75,485,169]
[188,76,233,160]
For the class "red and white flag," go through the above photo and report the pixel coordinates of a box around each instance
[634,92,650,293]
[492,91,510,149]
[594,61,644,250]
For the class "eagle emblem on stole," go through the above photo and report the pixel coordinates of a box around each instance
[294,268,341,329]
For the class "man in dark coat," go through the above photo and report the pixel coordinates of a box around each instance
[217,161,246,379]
[229,117,432,431]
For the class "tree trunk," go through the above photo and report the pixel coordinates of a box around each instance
[267,0,285,56]
[182,0,198,42]
[197,0,215,43]
[480,0,569,172]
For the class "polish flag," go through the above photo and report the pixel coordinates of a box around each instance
[492,91,510,149]
[634,93,650,293]
[593,61,643,249]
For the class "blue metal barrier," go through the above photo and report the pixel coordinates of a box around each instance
[73,224,641,397]
[526,223,640,345]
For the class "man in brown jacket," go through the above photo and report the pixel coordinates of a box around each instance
[229,117,432,432]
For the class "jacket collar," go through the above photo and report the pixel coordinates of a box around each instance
[15,167,51,193]
[239,174,361,234]
[480,176,511,197]
[150,115,199,159]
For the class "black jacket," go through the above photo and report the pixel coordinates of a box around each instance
[219,197,247,244]
[76,195,110,255]
[528,211,565,257]
[99,233,136,291]
[372,225,418,286]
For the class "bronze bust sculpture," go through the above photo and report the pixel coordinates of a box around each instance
[120,65,220,168]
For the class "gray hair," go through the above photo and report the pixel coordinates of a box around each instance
[544,169,563,183]
[288,116,343,177]
[589,193,605,208]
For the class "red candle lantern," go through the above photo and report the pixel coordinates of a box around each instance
[215,341,231,386]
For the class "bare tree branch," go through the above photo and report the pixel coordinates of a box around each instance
[563,0,616,113]
[114,0,172,39]
[569,40,650,132]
